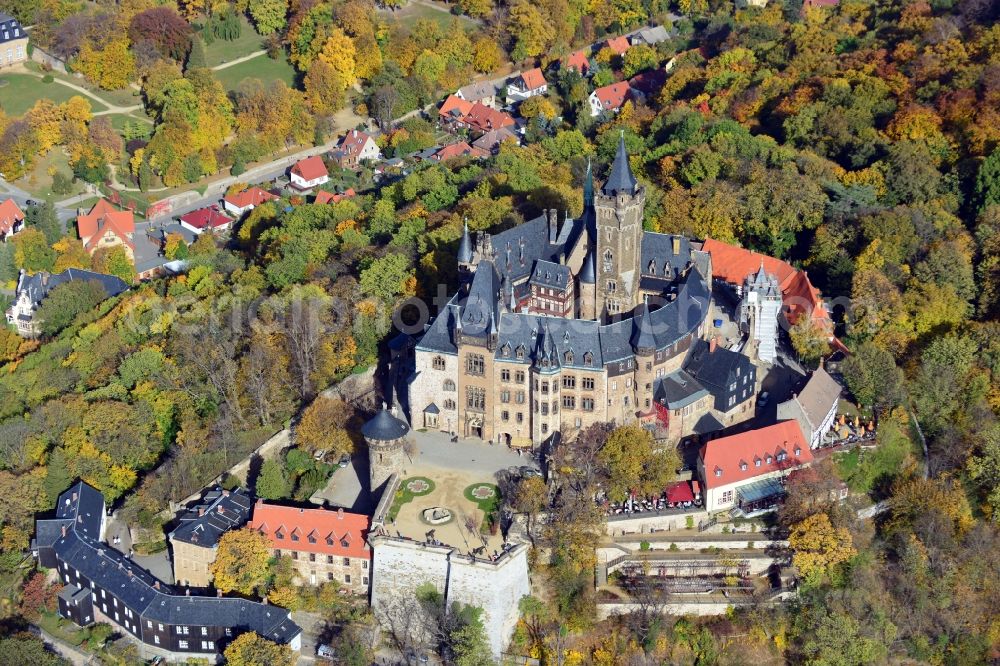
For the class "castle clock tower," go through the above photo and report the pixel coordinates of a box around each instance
[594,134,645,321]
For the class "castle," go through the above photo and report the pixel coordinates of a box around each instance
[407,138,761,446]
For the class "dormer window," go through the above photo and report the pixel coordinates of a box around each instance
[754,458,761,467]
[341,538,350,548]
[794,447,801,456]
[584,352,593,366]
[766,456,772,464]
[275,528,284,540]
[565,351,574,364]
[290,529,300,542]
[739,461,747,471]
[502,343,511,357]
[647,259,656,274]
[326,534,335,546]
[516,345,525,360]
[307,531,317,544]
[714,468,722,478]
[777,452,787,462]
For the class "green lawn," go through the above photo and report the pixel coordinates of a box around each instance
[834,418,915,498]
[215,54,298,91]
[381,2,477,32]
[15,150,89,200]
[104,112,154,138]
[203,16,265,67]
[0,73,100,116]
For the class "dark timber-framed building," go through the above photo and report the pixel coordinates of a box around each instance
[33,481,301,662]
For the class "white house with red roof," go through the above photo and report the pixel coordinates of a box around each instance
[698,420,812,515]
[332,130,381,170]
[605,35,631,56]
[180,205,232,235]
[589,81,632,117]
[290,155,329,191]
[76,199,136,260]
[507,68,548,102]
[0,198,24,241]
[222,186,278,216]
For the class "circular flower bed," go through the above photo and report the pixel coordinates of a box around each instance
[406,478,432,494]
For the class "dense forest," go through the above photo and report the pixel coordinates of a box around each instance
[2,0,1000,663]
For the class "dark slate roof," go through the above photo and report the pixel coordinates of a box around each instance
[580,249,596,284]
[35,518,73,551]
[462,260,501,336]
[169,487,253,548]
[488,214,586,284]
[18,269,130,308]
[416,301,461,355]
[685,339,754,398]
[631,300,657,350]
[58,583,91,604]
[602,134,638,196]
[423,403,439,414]
[0,12,24,45]
[529,260,572,290]
[457,221,473,264]
[43,481,300,645]
[640,233,691,278]
[654,370,708,409]
[362,409,410,441]
[691,411,726,435]
[496,314,602,369]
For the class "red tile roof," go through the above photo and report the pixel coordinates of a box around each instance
[606,36,631,55]
[77,199,135,251]
[249,502,370,560]
[593,81,631,111]
[314,188,356,205]
[518,68,546,90]
[291,155,328,182]
[463,102,515,133]
[563,50,591,73]
[224,186,277,210]
[700,421,811,490]
[702,238,831,328]
[433,142,487,161]
[339,129,374,155]
[180,205,230,230]
[0,198,24,235]
[439,94,474,120]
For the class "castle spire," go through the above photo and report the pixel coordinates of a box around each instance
[584,157,594,208]
[457,217,473,264]
[602,131,638,196]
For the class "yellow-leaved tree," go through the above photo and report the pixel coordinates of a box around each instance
[211,528,273,595]
[223,632,297,666]
[293,396,354,461]
[788,513,856,582]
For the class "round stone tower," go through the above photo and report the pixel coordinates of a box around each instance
[363,406,410,495]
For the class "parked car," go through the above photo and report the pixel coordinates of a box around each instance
[317,644,335,660]
[338,454,351,468]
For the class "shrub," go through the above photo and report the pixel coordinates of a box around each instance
[639,541,651,551]
[41,74,54,83]
[669,543,679,551]
[685,515,695,529]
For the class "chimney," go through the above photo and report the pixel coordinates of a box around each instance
[222,490,230,497]
[198,508,205,517]
[154,581,160,590]
[709,337,717,353]
[218,506,225,516]
[338,508,344,520]
[72,492,78,502]
[672,237,680,255]
[548,210,558,244]
[61,525,67,537]
[186,588,191,596]
[217,589,223,598]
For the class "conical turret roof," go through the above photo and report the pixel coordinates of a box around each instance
[602,133,638,196]
[362,408,410,441]
[580,248,596,284]
[457,219,473,264]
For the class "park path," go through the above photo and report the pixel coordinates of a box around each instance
[43,75,143,114]
[211,49,266,71]
[33,625,94,666]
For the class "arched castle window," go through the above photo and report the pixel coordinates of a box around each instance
[444,399,456,410]
[443,379,455,391]
[432,356,446,371]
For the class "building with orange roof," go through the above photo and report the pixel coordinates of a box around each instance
[605,35,631,55]
[507,67,548,102]
[698,420,812,514]
[248,502,371,594]
[314,188,356,205]
[223,186,278,216]
[0,198,25,240]
[289,155,329,191]
[438,94,475,127]
[76,199,136,261]
[701,237,833,333]
[588,81,632,117]
[458,102,516,135]
[431,142,488,162]
[562,49,592,75]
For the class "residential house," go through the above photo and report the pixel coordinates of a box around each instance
[472,126,519,153]
[438,94,475,129]
[629,68,668,97]
[776,366,842,449]
[459,103,516,135]
[431,142,488,162]
[0,12,27,68]
[222,186,278,216]
[34,482,301,661]
[0,198,24,240]
[332,130,381,170]
[632,25,670,46]
[168,487,253,588]
[289,155,329,191]
[803,0,838,7]
[5,268,129,337]
[77,199,136,261]
[179,205,231,235]
[698,420,812,514]
[685,338,757,425]
[562,50,592,75]
[248,502,372,595]
[507,68,547,102]
[589,81,632,117]
[456,81,498,109]
[314,188,356,205]
[604,35,631,56]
